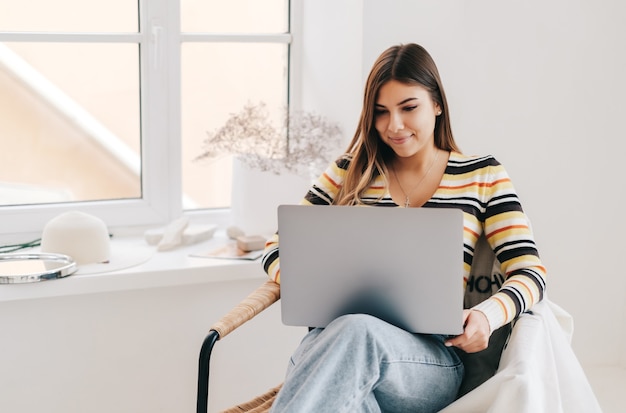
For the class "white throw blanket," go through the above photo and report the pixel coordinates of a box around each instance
[441,299,603,413]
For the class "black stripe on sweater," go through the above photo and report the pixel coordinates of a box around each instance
[262,248,279,275]
[500,288,524,317]
[446,155,499,174]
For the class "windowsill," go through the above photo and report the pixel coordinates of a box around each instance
[0,231,267,303]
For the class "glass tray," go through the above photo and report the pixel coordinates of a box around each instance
[0,253,77,284]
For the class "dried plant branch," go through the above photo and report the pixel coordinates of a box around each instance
[196,102,344,177]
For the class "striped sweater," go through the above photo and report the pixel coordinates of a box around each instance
[262,152,546,333]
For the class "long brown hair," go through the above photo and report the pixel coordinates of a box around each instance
[335,43,460,206]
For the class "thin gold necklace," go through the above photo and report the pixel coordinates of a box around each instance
[391,149,440,208]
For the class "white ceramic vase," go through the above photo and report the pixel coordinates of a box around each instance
[230,157,311,237]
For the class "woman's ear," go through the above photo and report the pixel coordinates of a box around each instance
[433,101,442,116]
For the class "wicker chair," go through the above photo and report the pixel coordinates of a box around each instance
[197,280,283,413]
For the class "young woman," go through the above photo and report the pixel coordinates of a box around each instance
[262,43,546,413]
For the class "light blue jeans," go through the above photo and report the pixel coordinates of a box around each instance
[270,314,464,413]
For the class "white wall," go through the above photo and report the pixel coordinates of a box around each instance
[0,278,305,413]
[299,0,626,368]
[293,0,364,141]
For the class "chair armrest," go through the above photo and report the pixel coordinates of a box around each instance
[198,279,281,413]
[210,279,281,340]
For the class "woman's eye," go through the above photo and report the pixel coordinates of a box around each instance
[403,105,418,112]
[374,108,388,116]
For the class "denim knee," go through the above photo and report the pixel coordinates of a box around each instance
[328,313,388,334]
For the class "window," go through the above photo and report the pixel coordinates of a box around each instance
[0,0,291,236]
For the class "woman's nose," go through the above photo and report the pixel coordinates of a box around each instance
[388,111,403,133]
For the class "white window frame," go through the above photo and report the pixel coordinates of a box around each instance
[0,0,296,239]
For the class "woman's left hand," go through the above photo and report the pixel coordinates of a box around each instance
[445,309,491,353]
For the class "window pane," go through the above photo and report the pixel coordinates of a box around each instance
[181,0,289,33]
[0,0,138,32]
[0,42,141,206]
[181,43,288,209]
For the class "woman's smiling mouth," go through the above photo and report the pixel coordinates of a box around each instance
[388,134,413,144]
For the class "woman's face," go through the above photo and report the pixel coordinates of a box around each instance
[374,80,441,159]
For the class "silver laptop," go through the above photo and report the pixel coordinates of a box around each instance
[277,204,465,335]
